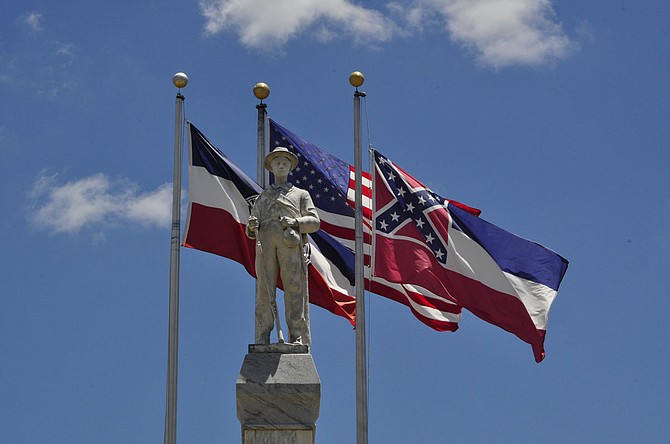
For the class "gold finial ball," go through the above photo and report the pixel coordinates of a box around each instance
[172,72,188,89]
[253,82,270,100]
[349,71,365,88]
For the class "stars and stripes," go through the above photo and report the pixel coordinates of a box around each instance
[270,119,372,250]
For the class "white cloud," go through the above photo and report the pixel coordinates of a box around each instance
[199,0,397,49]
[200,0,575,68]
[3,13,78,98]
[126,185,174,227]
[56,43,75,58]
[422,0,575,68]
[24,12,44,31]
[29,172,173,235]
[387,1,438,31]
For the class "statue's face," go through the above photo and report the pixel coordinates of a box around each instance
[270,155,292,178]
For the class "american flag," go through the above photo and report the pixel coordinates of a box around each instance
[270,119,462,331]
[270,119,371,250]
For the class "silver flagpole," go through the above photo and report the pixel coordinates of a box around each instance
[164,72,187,444]
[350,71,368,444]
[254,82,270,186]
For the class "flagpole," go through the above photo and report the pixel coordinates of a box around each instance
[254,82,270,186]
[350,71,368,444]
[164,72,187,444]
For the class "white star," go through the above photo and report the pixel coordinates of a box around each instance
[406,202,415,212]
[316,193,321,199]
[387,171,396,181]
[390,212,400,222]
[425,233,435,243]
[380,219,388,230]
[418,195,426,205]
[302,176,307,181]
[435,249,445,260]
[398,188,406,197]
[415,218,425,229]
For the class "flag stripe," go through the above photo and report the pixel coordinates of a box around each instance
[186,165,254,224]
[183,202,256,276]
[190,126,260,199]
[448,204,568,291]
[347,167,373,219]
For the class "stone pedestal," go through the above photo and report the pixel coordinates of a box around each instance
[236,344,321,444]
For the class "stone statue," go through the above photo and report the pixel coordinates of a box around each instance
[246,147,320,346]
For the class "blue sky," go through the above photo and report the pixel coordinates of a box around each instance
[2,1,669,442]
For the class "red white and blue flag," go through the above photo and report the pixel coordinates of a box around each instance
[182,122,356,324]
[372,149,569,362]
[270,119,462,331]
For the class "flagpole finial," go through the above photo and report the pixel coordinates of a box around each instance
[172,72,188,89]
[349,71,364,89]
[254,82,270,103]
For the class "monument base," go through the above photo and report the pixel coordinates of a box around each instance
[236,344,321,444]
[242,426,315,444]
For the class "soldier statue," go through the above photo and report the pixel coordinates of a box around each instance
[246,147,320,346]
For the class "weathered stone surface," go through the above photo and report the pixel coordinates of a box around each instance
[236,352,321,429]
[243,428,314,444]
[248,343,310,354]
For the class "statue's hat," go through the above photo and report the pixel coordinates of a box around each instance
[264,147,299,171]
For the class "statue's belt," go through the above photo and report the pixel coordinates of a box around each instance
[258,218,292,229]
[255,217,305,247]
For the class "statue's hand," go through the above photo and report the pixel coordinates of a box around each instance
[280,216,297,229]
[247,216,258,233]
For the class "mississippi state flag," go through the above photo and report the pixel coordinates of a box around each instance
[372,149,568,362]
[182,122,356,324]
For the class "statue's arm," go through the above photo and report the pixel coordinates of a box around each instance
[295,191,320,234]
[246,196,261,239]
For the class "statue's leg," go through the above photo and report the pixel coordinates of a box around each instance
[278,244,310,345]
[255,238,278,344]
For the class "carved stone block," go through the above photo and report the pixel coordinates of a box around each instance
[236,348,321,443]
